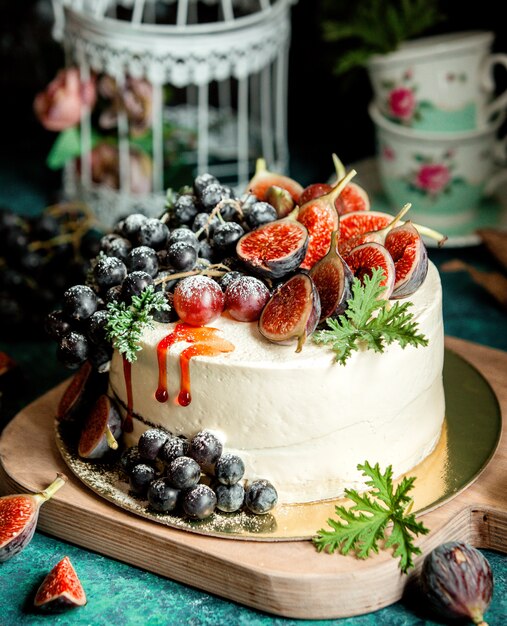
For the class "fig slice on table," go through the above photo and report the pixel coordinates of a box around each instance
[0,474,67,562]
[236,216,309,279]
[34,556,87,611]
[298,169,357,270]
[385,221,428,298]
[77,394,122,459]
[345,242,396,299]
[259,273,321,352]
[57,361,108,422]
[246,158,303,204]
[309,230,353,323]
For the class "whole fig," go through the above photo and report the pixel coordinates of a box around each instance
[420,541,493,625]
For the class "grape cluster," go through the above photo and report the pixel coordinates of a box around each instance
[45,171,281,370]
[121,427,278,519]
[0,205,103,338]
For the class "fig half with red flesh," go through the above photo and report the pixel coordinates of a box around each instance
[0,474,67,562]
[78,394,122,459]
[309,230,353,323]
[298,155,370,216]
[298,169,357,270]
[259,273,321,352]
[339,204,411,257]
[34,556,87,610]
[385,221,428,298]
[246,158,303,204]
[236,216,308,279]
[345,242,396,299]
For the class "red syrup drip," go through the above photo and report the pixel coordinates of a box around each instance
[122,357,134,433]
[155,323,220,404]
[178,343,223,406]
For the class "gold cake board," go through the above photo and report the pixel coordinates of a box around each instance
[0,336,505,619]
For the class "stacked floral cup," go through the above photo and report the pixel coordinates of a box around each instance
[367,31,507,235]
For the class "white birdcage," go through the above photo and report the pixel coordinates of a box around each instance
[50,0,297,227]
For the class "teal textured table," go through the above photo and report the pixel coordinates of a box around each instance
[0,159,506,625]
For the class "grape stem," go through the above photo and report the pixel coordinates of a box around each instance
[154,263,231,285]
[195,199,244,239]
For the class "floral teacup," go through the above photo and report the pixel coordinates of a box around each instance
[369,103,507,232]
[367,31,507,132]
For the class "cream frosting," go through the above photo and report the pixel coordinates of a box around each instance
[109,262,445,504]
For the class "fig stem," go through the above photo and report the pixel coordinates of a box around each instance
[255,157,267,175]
[154,263,230,285]
[332,153,346,182]
[296,331,307,353]
[36,474,68,504]
[326,169,357,205]
[388,203,411,230]
[412,223,448,246]
[105,425,119,450]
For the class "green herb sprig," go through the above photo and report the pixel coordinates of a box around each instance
[313,462,429,573]
[105,286,170,363]
[313,268,428,365]
[322,0,445,75]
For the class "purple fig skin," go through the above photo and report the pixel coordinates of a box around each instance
[78,395,122,460]
[385,222,429,299]
[310,230,353,323]
[236,217,309,279]
[265,185,295,218]
[420,541,493,625]
[0,475,67,562]
[259,273,321,352]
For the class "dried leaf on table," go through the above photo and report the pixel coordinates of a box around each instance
[476,228,507,272]
[441,259,507,311]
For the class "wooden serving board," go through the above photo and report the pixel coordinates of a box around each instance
[0,336,505,619]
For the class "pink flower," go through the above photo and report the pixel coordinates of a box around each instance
[388,87,416,121]
[34,68,96,132]
[98,75,153,137]
[414,163,451,195]
[87,143,152,194]
[382,145,396,161]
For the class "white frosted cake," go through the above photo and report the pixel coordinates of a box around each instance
[108,261,445,504]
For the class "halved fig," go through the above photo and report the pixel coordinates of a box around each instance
[385,221,429,298]
[236,216,308,279]
[298,182,332,207]
[265,185,295,218]
[330,154,370,215]
[298,169,357,270]
[246,158,303,203]
[339,208,447,256]
[309,230,353,323]
[345,242,396,299]
[259,273,321,352]
[298,155,370,216]
[339,210,395,256]
[34,556,87,610]
[0,474,67,562]
[339,203,411,257]
[77,394,122,460]
[57,362,108,422]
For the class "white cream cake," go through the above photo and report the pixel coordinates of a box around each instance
[108,261,445,504]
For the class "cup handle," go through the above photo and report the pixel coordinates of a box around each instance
[481,53,507,120]
[484,133,507,195]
